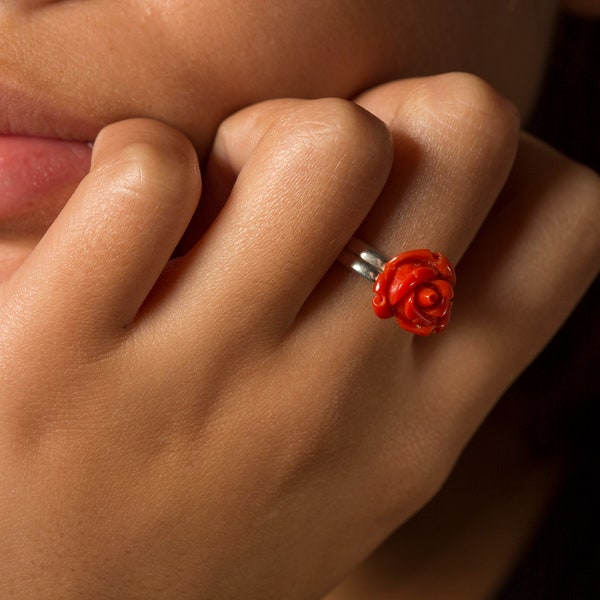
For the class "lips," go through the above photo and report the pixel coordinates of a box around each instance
[0,136,92,222]
[0,81,99,227]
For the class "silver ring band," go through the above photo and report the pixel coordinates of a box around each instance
[337,237,389,283]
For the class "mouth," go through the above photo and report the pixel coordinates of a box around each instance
[0,80,100,225]
[1,77,101,141]
[0,136,92,224]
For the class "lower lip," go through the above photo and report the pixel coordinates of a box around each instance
[0,136,92,221]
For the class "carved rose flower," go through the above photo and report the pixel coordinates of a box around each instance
[372,249,456,336]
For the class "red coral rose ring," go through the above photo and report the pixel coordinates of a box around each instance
[338,238,456,336]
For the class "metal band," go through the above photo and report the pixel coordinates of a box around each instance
[337,237,389,283]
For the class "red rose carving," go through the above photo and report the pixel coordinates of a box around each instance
[372,249,456,336]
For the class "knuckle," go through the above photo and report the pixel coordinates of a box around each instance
[391,431,451,500]
[95,120,201,202]
[568,160,600,204]
[557,161,600,254]
[517,136,600,252]
[417,72,521,156]
[436,72,520,131]
[286,97,393,169]
[214,98,393,182]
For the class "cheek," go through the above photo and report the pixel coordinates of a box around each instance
[154,1,401,102]
[9,0,558,162]
[124,2,395,155]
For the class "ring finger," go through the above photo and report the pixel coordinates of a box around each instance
[291,73,520,353]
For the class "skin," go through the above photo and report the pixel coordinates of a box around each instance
[3,2,559,147]
[0,0,561,278]
[0,1,599,598]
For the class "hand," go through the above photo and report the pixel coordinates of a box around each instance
[1,73,598,599]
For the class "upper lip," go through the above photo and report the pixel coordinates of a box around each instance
[0,78,102,141]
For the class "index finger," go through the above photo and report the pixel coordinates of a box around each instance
[1,119,201,341]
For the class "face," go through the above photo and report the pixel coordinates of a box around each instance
[1,0,560,278]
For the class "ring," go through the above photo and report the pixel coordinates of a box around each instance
[338,238,456,336]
